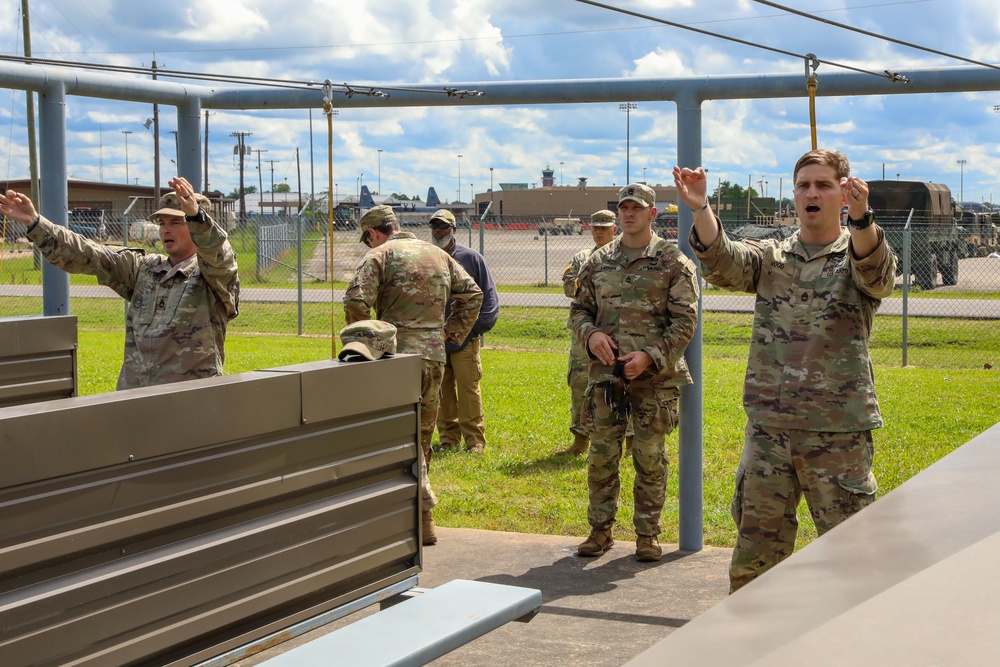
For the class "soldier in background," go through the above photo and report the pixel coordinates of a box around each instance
[570,184,699,562]
[0,177,239,389]
[344,205,483,545]
[557,209,621,456]
[674,149,896,592]
[428,209,500,455]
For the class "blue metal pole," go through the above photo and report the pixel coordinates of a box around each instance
[675,92,704,552]
[38,81,69,316]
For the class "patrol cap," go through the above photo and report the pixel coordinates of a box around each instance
[590,209,617,227]
[151,191,212,221]
[338,320,397,361]
[359,205,397,243]
[618,183,656,208]
[429,209,457,228]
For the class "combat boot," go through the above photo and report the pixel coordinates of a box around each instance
[635,534,662,562]
[422,509,438,546]
[556,433,589,456]
[577,528,614,557]
[623,435,634,457]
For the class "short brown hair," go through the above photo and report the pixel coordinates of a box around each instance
[793,149,850,182]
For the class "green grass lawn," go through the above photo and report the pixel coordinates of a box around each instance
[72,321,1000,551]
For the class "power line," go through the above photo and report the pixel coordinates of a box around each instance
[573,0,906,81]
[753,0,1000,72]
[18,1,933,59]
[0,55,482,99]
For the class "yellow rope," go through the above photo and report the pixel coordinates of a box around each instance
[807,75,818,150]
[325,101,337,358]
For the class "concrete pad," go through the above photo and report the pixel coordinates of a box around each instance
[233,527,731,666]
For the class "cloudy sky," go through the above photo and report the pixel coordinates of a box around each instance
[2,0,1000,205]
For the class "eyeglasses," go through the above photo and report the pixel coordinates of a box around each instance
[362,230,372,248]
[429,221,454,230]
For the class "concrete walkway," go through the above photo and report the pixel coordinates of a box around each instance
[235,528,732,667]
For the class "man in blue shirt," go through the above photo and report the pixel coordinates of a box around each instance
[429,209,500,454]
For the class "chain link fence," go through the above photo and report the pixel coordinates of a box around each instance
[2,213,999,370]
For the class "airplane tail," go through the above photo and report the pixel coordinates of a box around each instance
[426,187,441,208]
[360,185,376,209]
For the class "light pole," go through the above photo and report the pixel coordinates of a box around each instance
[457,154,463,203]
[121,130,132,184]
[377,149,383,195]
[957,159,968,203]
[489,167,494,217]
[470,183,474,205]
[560,161,564,187]
[619,102,637,184]
[642,166,647,184]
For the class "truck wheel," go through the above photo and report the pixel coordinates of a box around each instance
[915,257,938,290]
[940,250,959,286]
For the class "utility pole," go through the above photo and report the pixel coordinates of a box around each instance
[230,131,251,223]
[151,58,161,201]
[203,111,212,195]
[121,130,133,184]
[296,148,303,210]
[254,149,267,216]
[620,102,637,184]
[266,159,280,211]
[957,159,968,203]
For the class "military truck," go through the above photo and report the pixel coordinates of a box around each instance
[956,205,999,258]
[867,180,963,289]
[538,216,582,235]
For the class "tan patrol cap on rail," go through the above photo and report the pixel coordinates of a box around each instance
[338,320,397,362]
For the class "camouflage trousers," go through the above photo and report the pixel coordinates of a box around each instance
[583,382,679,536]
[567,342,589,437]
[419,359,445,510]
[729,422,878,593]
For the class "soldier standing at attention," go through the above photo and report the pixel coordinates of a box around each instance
[344,205,483,545]
[428,209,500,454]
[0,177,239,389]
[673,149,896,592]
[570,184,699,562]
[556,209,620,456]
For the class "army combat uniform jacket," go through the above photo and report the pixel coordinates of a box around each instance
[344,231,483,363]
[570,234,700,389]
[691,223,896,431]
[27,211,240,390]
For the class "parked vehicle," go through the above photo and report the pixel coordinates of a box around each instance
[868,180,964,289]
[538,217,582,235]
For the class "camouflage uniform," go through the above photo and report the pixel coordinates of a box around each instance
[569,235,699,537]
[690,222,896,592]
[27,211,239,390]
[344,230,483,511]
[562,246,597,439]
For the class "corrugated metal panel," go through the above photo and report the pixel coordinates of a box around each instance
[0,355,423,667]
[0,315,77,408]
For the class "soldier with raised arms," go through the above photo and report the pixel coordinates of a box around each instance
[0,177,239,390]
[674,149,896,592]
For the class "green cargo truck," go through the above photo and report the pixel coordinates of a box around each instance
[867,180,963,290]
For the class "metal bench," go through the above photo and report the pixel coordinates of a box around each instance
[255,579,541,667]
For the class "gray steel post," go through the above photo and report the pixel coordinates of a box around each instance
[177,98,202,189]
[675,93,704,552]
[38,81,69,316]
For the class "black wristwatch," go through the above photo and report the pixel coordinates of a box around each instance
[847,207,875,230]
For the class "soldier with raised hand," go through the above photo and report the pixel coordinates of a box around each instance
[344,205,483,545]
[569,184,699,562]
[674,149,896,592]
[557,209,620,456]
[0,177,239,389]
